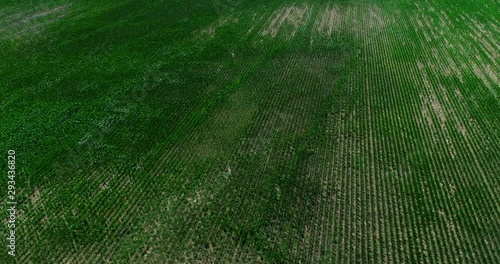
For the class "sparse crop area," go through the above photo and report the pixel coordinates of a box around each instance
[1,0,498,263]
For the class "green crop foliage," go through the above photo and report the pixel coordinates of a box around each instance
[1,0,498,263]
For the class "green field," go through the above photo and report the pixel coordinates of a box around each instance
[1,0,499,262]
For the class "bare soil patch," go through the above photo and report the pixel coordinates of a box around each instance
[261,4,310,38]
[317,4,341,36]
[30,187,40,204]
[1,4,71,40]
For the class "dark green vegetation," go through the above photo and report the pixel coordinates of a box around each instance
[1,0,499,262]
